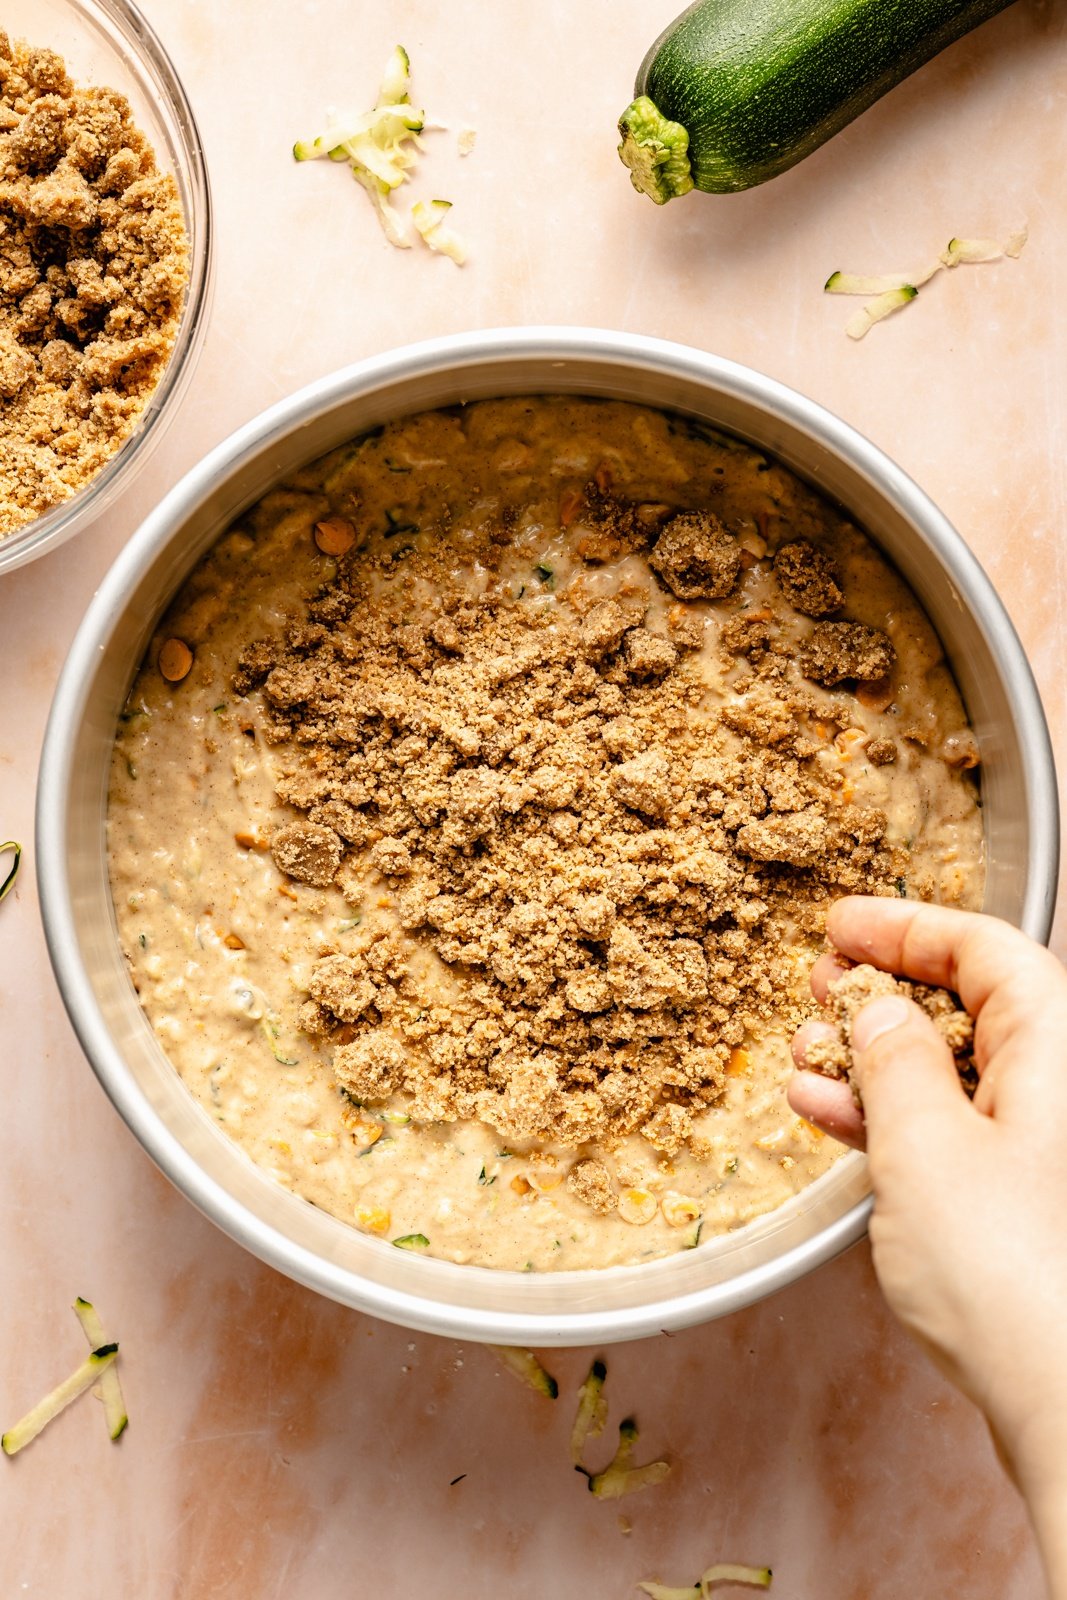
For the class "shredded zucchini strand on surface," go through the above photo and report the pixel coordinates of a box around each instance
[570,1358,608,1463]
[827,225,1028,338]
[0,839,21,903]
[586,1417,671,1499]
[489,1345,559,1399]
[700,1567,773,1593]
[638,1585,702,1600]
[639,1564,773,1597]
[73,1298,128,1440]
[412,198,466,264]
[845,285,917,341]
[294,46,467,260]
[2,1345,118,1457]
[568,1360,670,1501]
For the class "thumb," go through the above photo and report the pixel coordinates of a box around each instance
[852,994,969,1154]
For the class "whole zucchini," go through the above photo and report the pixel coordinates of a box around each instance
[618,0,1016,200]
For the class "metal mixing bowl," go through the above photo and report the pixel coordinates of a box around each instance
[36,329,1059,1344]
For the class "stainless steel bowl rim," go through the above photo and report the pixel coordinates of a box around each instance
[37,327,1059,1343]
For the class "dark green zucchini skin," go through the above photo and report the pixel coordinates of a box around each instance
[631,0,1016,195]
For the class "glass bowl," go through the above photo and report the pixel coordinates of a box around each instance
[0,0,213,575]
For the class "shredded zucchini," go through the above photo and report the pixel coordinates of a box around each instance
[294,46,465,254]
[350,164,410,249]
[639,1566,772,1599]
[378,42,411,105]
[700,1567,772,1592]
[828,225,1028,336]
[2,1345,118,1456]
[412,198,467,265]
[825,270,912,295]
[0,840,21,904]
[845,285,918,341]
[570,1358,608,1463]
[586,1418,670,1499]
[941,235,1003,265]
[826,257,943,295]
[73,1299,128,1440]
[489,1345,558,1399]
[260,1017,298,1066]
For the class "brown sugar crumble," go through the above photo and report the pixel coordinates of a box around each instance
[648,510,741,600]
[806,960,977,1100]
[0,36,189,537]
[231,483,911,1167]
[774,540,844,617]
[799,621,896,686]
[567,1157,618,1214]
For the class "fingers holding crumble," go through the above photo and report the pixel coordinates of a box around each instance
[790,895,1067,1134]
[789,894,1067,1596]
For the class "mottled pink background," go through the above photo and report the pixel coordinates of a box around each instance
[1,1,1062,1593]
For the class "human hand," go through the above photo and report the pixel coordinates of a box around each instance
[789,897,1067,1595]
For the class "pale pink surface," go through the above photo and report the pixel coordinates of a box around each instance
[0,0,1062,1593]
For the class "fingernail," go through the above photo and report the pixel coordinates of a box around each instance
[852,994,911,1053]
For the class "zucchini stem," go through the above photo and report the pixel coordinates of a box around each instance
[617,96,693,204]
